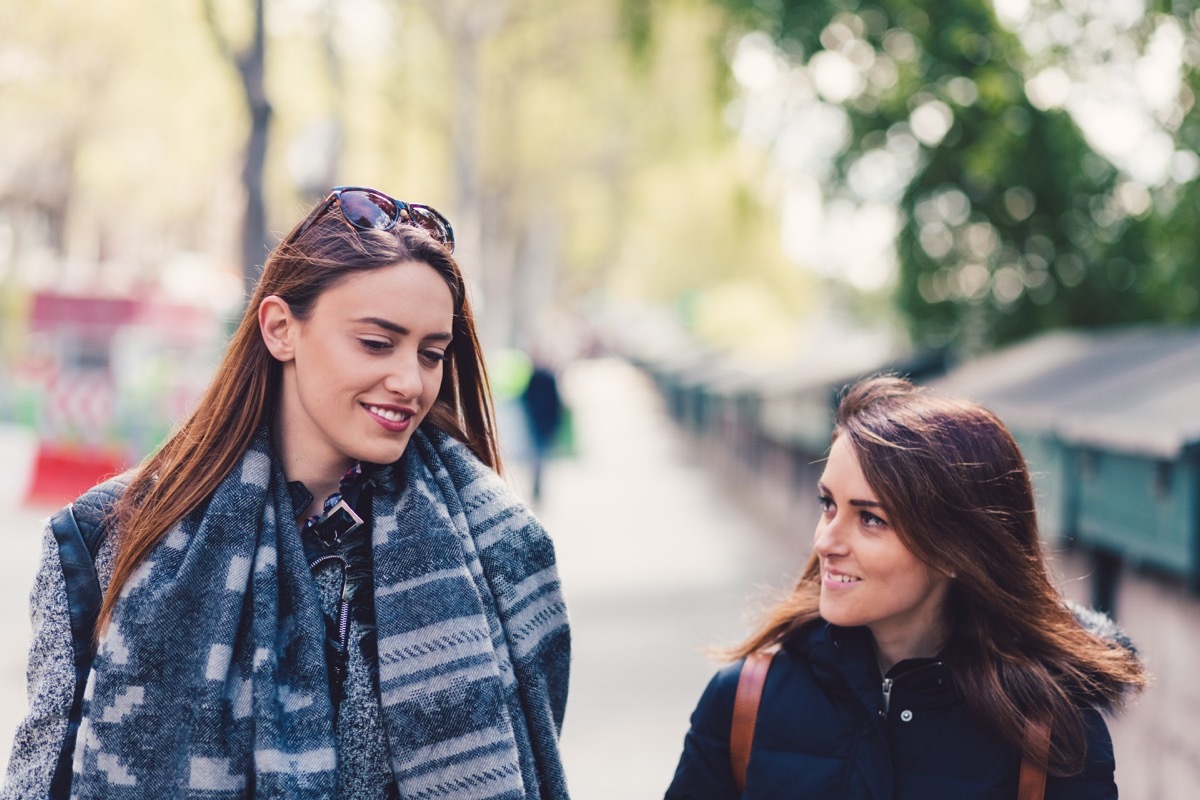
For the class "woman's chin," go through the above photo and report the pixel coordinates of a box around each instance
[818,600,859,629]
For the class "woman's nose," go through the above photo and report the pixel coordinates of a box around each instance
[814,518,848,557]
[384,353,423,397]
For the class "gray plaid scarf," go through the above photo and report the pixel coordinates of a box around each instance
[71,427,570,799]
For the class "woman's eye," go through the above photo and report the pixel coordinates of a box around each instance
[861,511,886,528]
[817,495,834,513]
[420,349,448,365]
[359,338,392,352]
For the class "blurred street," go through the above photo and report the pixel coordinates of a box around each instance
[1,358,1196,798]
[531,360,795,797]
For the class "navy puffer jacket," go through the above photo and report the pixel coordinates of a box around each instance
[665,622,1117,800]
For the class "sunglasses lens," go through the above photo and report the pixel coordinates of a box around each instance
[408,205,455,251]
[337,190,398,230]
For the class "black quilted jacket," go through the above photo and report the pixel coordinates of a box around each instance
[665,622,1120,800]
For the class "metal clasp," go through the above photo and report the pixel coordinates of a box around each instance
[310,498,364,547]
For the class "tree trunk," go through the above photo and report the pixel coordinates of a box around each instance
[425,0,513,347]
[203,0,271,302]
[448,18,483,289]
[238,0,271,300]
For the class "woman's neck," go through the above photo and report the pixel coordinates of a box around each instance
[870,627,946,676]
[272,428,352,519]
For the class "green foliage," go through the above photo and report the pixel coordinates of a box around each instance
[711,0,1200,350]
[619,0,658,64]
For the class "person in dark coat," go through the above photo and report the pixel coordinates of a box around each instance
[520,360,564,502]
[666,376,1145,799]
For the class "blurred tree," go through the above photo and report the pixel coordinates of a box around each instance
[378,0,809,356]
[0,1,244,292]
[202,0,270,298]
[711,0,1200,350]
[1,0,807,362]
[1122,2,1200,327]
[410,0,531,347]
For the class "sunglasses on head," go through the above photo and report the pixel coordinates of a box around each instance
[292,186,455,252]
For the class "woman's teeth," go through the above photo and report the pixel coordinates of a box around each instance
[367,405,409,422]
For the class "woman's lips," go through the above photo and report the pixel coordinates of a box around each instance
[822,569,862,589]
[364,403,414,432]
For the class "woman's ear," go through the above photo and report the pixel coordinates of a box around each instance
[259,295,297,362]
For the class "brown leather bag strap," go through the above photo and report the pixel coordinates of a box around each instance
[732,649,1049,799]
[730,647,778,793]
[1018,717,1052,800]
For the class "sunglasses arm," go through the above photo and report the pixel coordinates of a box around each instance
[289,193,338,243]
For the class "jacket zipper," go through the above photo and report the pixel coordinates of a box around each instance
[307,553,352,655]
[879,660,944,719]
[336,598,351,651]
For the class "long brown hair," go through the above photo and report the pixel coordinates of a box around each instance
[103,198,501,629]
[732,375,1145,774]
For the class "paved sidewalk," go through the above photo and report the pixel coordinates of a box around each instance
[529,359,794,798]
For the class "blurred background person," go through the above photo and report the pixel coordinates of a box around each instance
[520,351,566,504]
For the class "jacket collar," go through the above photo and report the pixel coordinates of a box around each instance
[788,621,955,713]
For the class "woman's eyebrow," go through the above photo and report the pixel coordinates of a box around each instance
[354,316,453,342]
[817,481,883,508]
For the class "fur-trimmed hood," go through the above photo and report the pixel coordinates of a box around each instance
[1069,600,1138,653]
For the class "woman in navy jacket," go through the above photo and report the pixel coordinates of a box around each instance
[666,376,1145,799]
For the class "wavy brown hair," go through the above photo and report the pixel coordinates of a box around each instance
[732,375,1145,775]
[102,199,500,630]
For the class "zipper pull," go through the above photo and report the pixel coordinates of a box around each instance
[880,677,894,718]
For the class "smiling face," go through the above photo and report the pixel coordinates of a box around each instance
[815,435,952,667]
[260,260,454,484]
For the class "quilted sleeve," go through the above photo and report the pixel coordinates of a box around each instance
[664,662,742,800]
[1045,706,1118,800]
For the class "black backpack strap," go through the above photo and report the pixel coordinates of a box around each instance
[70,474,130,560]
[47,472,130,799]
